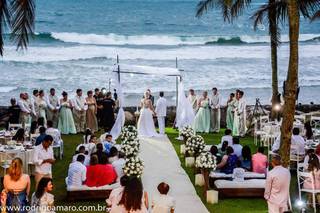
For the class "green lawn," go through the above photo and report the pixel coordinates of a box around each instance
[49,128,300,213]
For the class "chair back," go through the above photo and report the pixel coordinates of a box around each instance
[8,123,22,130]
[295,115,306,124]
[311,116,320,130]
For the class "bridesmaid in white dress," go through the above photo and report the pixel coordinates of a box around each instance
[35,90,47,125]
[137,91,159,137]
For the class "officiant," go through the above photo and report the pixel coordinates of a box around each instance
[155,91,167,135]
[101,92,115,132]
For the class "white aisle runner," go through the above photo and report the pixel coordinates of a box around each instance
[139,136,209,213]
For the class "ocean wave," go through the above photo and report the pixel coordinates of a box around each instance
[0,86,18,93]
[25,32,320,46]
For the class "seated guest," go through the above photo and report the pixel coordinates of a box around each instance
[108,147,119,164]
[76,135,97,155]
[31,177,54,212]
[231,137,243,158]
[83,128,92,144]
[102,134,114,154]
[112,151,126,182]
[304,121,313,140]
[107,175,129,207]
[220,129,233,147]
[252,147,268,174]
[232,160,245,182]
[30,121,38,134]
[218,141,228,156]
[46,120,62,145]
[97,155,117,186]
[72,145,90,166]
[303,154,320,190]
[37,117,46,128]
[85,155,100,187]
[152,182,175,213]
[92,143,108,164]
[216,146,238,174]
[12,128,25,143]
[3,158,30,211]
[35,126,47,146]
[210,145,222,164]
[291,127,305,155]
[304,149,315,168]
[240,145,252,171]
[7,98,20,130]
[67,154,87,187]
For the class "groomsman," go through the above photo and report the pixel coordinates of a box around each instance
[210,87,221,133]
[17,93,31,128]
[187,89,197,113]
[73,89,87,133]
[47,88,60,128]
[30,90,39,121]
[155,92,167,135]
[238,91,247,137]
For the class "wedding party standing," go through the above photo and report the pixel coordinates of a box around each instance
[58,91,76,135]
[238,91,247,137]
[192,91,211,133]
[101,92,115,132]
[35,90,48,125]
[155,92,167,135]
[137,91,159,137]
[86,90,98,133]
[210,87,221,133]
[73,89,87,133]
[187,89,197,113]
[225,93,235,131]
[232,91,240,136]
[17,93,31,128]
[47,88,60,128]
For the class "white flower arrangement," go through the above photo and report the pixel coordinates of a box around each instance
[195,152,216,170]
[185,135,205,155]
[180,126,195,141]
[123,156,144,178]
[121,138,140,157]
[120,125,138,141]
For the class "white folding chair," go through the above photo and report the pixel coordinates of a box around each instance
[295,115,306,124]
[259,115,269,129]
[8,123,22,130]
[297,165,320,212]
[253,119,266,146]
[311,116,320,130]
[290,145,305,170]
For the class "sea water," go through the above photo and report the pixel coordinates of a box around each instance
[0,0,319,106]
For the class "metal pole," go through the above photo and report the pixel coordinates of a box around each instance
[176,57,178,109]
[117,55,120,82]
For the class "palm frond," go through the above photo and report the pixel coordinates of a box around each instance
[231,0,252,18]
[0,0,11,56]
[10,0,35,51]
[311,10,320,21]
[299,0,320,19]
[196,0,232,22]
[251,3,269,31]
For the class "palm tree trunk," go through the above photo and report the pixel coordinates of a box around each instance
[269,0,279,120]
[279,0,299,167]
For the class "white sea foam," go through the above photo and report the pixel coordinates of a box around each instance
[0,86,17,93]
[49,32,320,46]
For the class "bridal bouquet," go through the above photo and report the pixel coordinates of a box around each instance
[121,138,140,157]
[180,126,195,141]
[123,156,144,178]
[195,152,216,170]
[120,125,138,141]
[185,135,205,155]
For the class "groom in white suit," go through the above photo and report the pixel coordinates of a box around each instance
[155,91,167,135]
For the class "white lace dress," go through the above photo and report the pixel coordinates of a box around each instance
[137,99,159,137]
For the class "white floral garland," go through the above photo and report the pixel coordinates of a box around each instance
[180,126,195,140]
[120,125,138,141]
[123,156,144,178]
[195,152,216,169]
[185,135,205,155]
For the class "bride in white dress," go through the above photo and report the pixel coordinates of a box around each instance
[137,91,159,137]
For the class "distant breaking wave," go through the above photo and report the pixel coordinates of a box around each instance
[25,32,320,46]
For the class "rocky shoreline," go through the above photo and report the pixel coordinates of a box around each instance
[1,104,319,128]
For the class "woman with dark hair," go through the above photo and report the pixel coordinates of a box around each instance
[31,177,54,211]
[216,146,238,174]
[110,177,148,213]
[303,154,320,191]
[12,128,25,143]
[218,141,228,156]
[240,145,252,171]
[86,91,98,133]
[209,145,221,164]
[226,93,236,130]
[304,121,313,140]
[30,121,38,134]
[83,128,92,144]
[58,91,76,135]
[37,117,45,128]
[85,155,100,187]
[3,158,30,213]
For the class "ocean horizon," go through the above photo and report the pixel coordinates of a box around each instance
[0,0,319,106]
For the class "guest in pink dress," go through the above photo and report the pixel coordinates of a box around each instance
[303,154,320,190]
[252,147,268,174]
[110,177,149,213]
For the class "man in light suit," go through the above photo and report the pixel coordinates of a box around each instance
[209,87,221,133]
[155,91,167,135]
[73,89,87,133]
[264,155,290,213]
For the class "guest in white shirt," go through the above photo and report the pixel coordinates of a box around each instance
[155,92,167,135]
[187,89,198,113]
[232,137,243,158]
[106,175,129,207]
[30,90,39,122]
[152,182,175,213]
[33,135,55,188]
[232,160,245,182]
[264,155,290,213]
[272,128,305,155]
[46,120,62,147]
[209,87,221,133]
[108,147,119,164]
[72,146,90,166]
[73,89,87,133]
[220,129,233,147]
[67,154,87,187]
[112,151,126,182]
